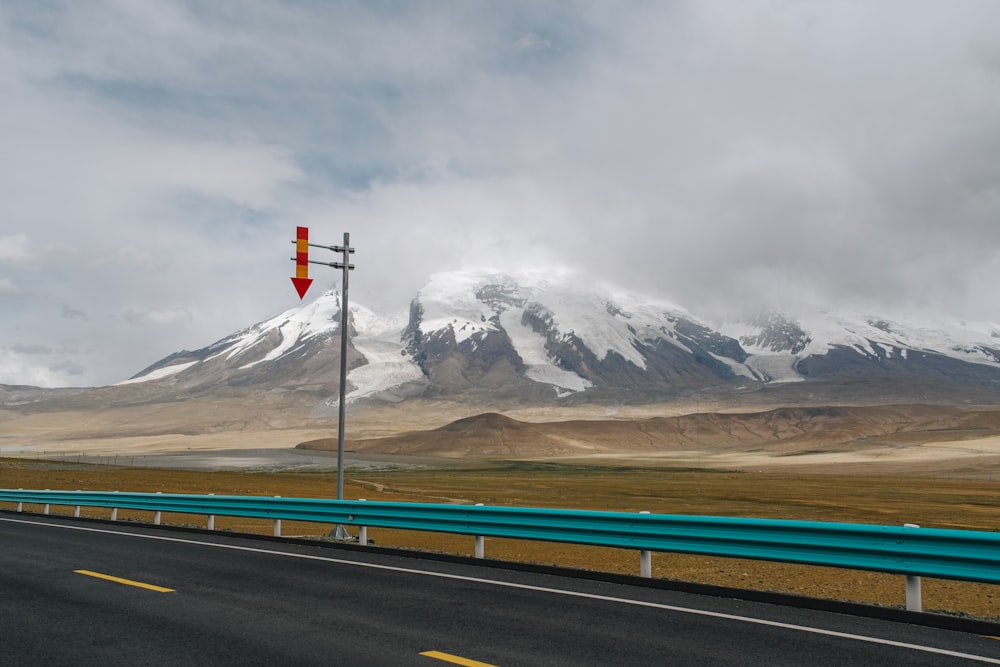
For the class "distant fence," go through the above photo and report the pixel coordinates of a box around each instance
[3,488,1000,613]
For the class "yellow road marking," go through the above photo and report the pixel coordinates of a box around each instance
[74,570,175,593]
[420,650,497,667]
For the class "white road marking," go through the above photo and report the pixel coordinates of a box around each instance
[4,515,999,664]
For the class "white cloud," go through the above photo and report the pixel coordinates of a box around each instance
[123,306,194,326]
[0,278,24,296]
[0,235,34,268]
[516,33,552,51]
[12,343,52,355]
[2,1,1000,386]
[0,348,83,387]
[106,246,160,271]
[61,305,88,321]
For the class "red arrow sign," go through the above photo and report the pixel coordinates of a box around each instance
[291,276,313,299]
[291,226,313,299]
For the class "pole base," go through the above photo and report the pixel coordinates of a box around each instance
[329,524,353,540]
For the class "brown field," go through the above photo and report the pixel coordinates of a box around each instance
[10,400,1000,478]
[3,458,1000,621]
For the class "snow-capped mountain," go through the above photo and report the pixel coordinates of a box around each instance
[123,269,1000,404]
[122,290,365,392]
[721,311,1000,385]
[401,270,748,397]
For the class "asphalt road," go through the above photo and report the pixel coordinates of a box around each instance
[3,514,1000,666]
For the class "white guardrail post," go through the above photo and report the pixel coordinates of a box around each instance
[640,511,652,578]
[74,490,81,518]
[43,489,50,515]
[207,493,215,530]
[904,523,922,612]
[358,499,368,546]
[273,496,282,537]
[17,488,23,512]
[474,503,485,558]
[154,492,162,525]
[111,491,119,521]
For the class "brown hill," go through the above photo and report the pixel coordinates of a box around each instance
[297,404,1000,461]
[301,412,582,457]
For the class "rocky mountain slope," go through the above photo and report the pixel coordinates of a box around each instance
[119,269,1000,407]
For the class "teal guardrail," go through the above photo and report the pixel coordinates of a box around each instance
[2,488,999,587]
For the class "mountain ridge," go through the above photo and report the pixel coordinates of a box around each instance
[117,269,1000,408]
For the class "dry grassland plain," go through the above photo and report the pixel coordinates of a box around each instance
[3,398,1000,618]
[3,458,1000,621]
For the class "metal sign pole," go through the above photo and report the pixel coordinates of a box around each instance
[329,232,355,539]
[335,232,350,502]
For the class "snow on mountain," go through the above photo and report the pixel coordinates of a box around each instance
[720,310,1000,383]
[497,307,591,396]
[866,317,1000,367]
[228,291,342,370]
[343,304,423,403]
[121,268,1000,401]
[118,360,199,385]
[121,289,347,387]
[414,269,696,370]
[414,271,504,344]
[123,289,422,404]
[405,269,745,395]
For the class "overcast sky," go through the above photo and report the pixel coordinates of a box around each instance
[2,1,1000,387]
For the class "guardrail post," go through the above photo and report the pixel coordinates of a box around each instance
[17,488,23,512]
[904,523,922,612]
[154,492,162,525]
[43,489,50,515]
[358,499,368,546]
[474,503,486,558]
[639,511,652,578]
[273,496,282,537]
[207,493,215,530]
[111,491,119,521]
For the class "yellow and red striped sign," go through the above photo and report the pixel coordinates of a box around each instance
[291,226,313,299]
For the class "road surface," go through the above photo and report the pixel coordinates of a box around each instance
[3,513,999,666]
